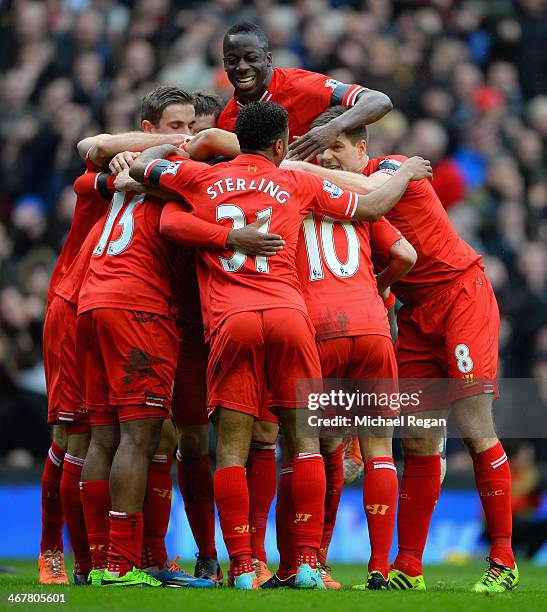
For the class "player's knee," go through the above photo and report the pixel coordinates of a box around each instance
[401,436,439,457]
[52,424,68,450]
[156,419,177,454]
[120,418,163,457]
[452,394,496,441]
[67,432,91,459]
[90,425,120,458]
[252,420,279,445]
[360,435,392,461]
[178,425,209,457]
[320,437,342,455]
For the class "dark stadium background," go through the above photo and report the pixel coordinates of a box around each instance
[0,0,546,564]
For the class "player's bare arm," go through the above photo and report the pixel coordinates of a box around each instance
[288,88,392,161]
[376,237,417,295]
[186,128,240,161]
[160,202,284,257]
[85,132,191,168]
[352,156,432,221]
[282,159,377,194]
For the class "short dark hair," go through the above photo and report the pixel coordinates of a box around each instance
[224,21,269,52]
[141,86,193,125]
[311,105,368,143]
[191,91,224,120]
[235,101,288,152]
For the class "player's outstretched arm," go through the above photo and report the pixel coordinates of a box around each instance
[353,156,432,221]
[186,128,240,161]
[282,159,377,194]
[376,237,417,295]
[84,133,190,168]
[160,203,285,256]
[288,87,392,161]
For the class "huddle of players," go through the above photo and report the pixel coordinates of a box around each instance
[38,22,518,593]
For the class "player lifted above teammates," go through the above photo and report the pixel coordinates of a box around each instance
[287,105,518,594]
[218,22,392,161]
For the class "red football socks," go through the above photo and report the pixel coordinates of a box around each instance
[107,511,143,576]
[40,442,65,553]
[60,454,91,576]
[393,454,441,577]
[214,466,252,572]
[142,454,173,570]
[247,442,277,563]
[80,479,110,569]
[292,453,326,569]
[472,441,514,567]
[176,451,217,559]
[364,457,398,577]
[319,444,343,566]
[276,464,297,579]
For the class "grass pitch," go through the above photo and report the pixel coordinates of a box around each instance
[0,560,546,612]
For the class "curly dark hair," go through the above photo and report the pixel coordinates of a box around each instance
[235,101,288,152]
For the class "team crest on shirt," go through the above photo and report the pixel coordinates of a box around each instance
[322,179,343,198]
[325,78,342,91]
[161,161,182,176]
[377,158,402,174]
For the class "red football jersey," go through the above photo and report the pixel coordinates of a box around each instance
[363,155,482,304]
[145,153,360,339]
[78,191,178,317]
[296,215,400,340]
[55,221,104,306]
[47,166,114,305]
[217,68,366,139]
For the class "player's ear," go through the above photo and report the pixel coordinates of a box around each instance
[142,119,154,133]
[358,139,368,157]
[265,51,273,67]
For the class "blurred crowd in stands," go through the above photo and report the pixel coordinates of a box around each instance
[1,0,547,466]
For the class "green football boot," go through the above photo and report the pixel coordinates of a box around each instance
[472,558,519,593]
[101,567,164,587]
[388,567,426,591]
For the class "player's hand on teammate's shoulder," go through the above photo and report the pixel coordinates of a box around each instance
[400,156,433,181]
[109,151,140,174]
[226,217,285,257]
[287,121,340,162]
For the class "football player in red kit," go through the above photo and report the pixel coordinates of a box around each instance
[218,22,394,582]
[218,22,392,161]
[130,101,431,589]
[40,165,115,585]
[288,106,518,593]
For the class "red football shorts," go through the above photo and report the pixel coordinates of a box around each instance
[172,322,209,428]
[207,308,321,418]
[43,296,86,425]
[317,334,398,417]
[76,308,178,426]
[396,266,500,408]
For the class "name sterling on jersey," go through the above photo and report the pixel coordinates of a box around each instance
[206,177,290,204]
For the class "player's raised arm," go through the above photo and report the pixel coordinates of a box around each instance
[129,144,183,183]
[288,85,392,161]
[352,157,432,221]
